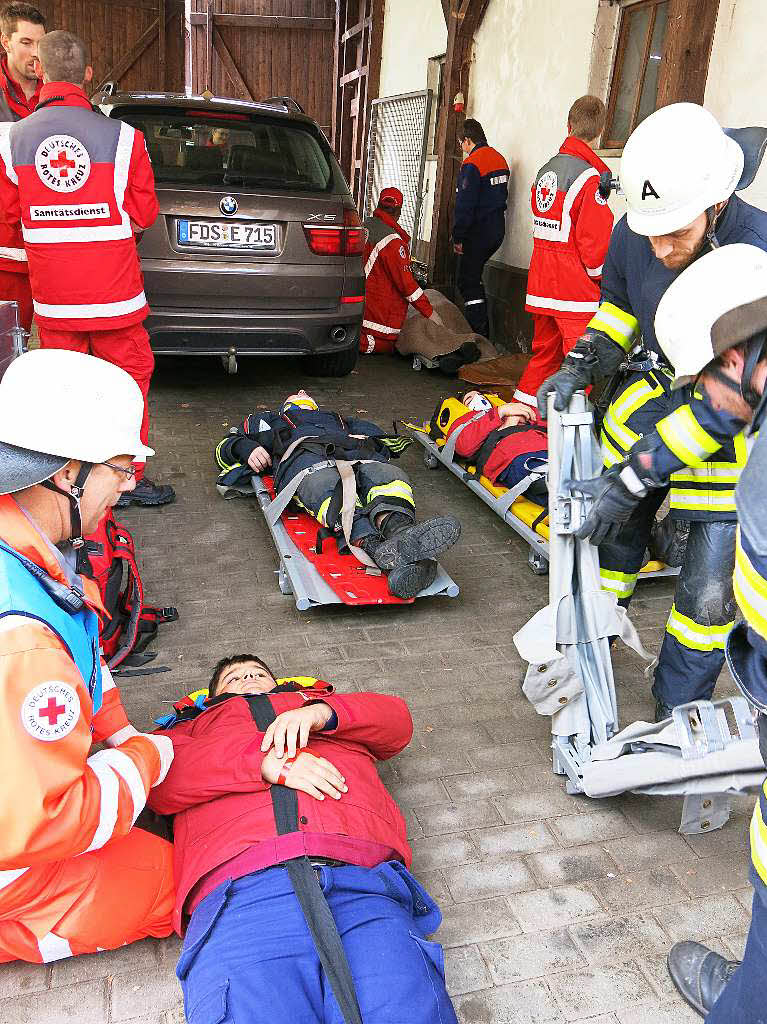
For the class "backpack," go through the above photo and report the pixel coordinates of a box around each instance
[85,510,178,672]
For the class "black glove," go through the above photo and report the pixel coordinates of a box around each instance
[536,330,625,419]
[570,463,649,546]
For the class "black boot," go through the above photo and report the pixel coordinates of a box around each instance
[364,515,461,572]
[387,559,438,599]
[116,477,176,508]
[667,941,740,1017]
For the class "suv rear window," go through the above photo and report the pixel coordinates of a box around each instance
[119,111,334,192]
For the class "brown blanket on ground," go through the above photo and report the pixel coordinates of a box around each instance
[396,289,498,362]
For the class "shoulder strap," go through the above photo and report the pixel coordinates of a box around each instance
[245,696,363,1024]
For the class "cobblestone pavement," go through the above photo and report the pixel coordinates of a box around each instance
[0,354,754,1024]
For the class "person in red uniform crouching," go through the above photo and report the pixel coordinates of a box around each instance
[0,3,45,333]
[149,654,458,1024]
[0,30,174,506]
[360,186,443,354]
[514,96,614,408]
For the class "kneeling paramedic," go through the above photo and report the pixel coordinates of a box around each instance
[0,349,174,963]
[538,102,767,720]
[149,654,458,1024]
[640,244,767,1021]
[216,390,461,599]
[361,186,443,355]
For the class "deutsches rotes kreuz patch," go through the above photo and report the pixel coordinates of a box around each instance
[35,135,91,193]
[535,170,558,213]
[21,681,79,741]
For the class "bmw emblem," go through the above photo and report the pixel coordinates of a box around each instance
[220,195,238,217]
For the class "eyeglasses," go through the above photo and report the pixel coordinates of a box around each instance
[101,461,137,480]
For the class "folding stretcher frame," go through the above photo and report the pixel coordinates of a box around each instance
[250,474,460,611]
[512,394,765,835]
[406,413,680,581]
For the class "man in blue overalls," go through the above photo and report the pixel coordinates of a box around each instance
[538,103,767,720]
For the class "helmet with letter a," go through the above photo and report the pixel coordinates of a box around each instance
[620,103,744,236]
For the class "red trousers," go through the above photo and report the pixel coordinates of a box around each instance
[514,312,592,406]
[0,829,174,963]
[38,324,155,480]
[0,269,33,334]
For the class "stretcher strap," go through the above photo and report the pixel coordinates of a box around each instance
[442,410,486,463]
[247,695,363,1024]
[494,468,547,516]
[265,460,336,526]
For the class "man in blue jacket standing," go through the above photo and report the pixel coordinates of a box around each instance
[453,118,509,337]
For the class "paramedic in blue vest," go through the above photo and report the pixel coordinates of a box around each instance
[538,102,767,721]
[0,348,174,963]
[639,245,767,1022]
[452,118,509,337]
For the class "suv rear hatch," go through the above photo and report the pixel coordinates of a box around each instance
[112,105,360,312]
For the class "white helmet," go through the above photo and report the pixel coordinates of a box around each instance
[655,243,767,389]
[621,103,744,236]
[0,349,153,495]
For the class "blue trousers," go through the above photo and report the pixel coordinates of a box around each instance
[177,861,458,1024]
[707,891,767,1023]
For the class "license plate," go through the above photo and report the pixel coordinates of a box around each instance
[177,219,276,250]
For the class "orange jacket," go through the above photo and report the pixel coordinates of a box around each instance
[0,495,161,888]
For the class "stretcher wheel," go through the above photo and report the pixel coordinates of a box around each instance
[527,547,548,576]
[423,451,440,470]
[277,563,293,596]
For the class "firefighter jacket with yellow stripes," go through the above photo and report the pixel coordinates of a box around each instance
[215,406,406,493]
[590,195,767,521]
[722,414,767,903]
[0,495,162,893]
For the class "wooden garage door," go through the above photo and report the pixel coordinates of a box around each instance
[35,0,185,94]
[185,1,335,134]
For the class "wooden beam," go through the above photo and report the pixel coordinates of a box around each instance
[341,15,371,43]
[339,65,368,87]
[159,0,167,91]
[428,0,487,293]
[94,17,159,92]
[441,0,450,24]
[656,0,720,108]
[331,0,342,152]
[190,13,334,30]
[212,26,254,101]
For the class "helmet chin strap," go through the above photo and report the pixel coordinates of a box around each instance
[704,206,721,250]
[41,461,93,550]
[704,332,767,411]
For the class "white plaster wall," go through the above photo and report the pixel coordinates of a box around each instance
[704,0,767,212]
[378,0,447,99]
[469,0,601,270]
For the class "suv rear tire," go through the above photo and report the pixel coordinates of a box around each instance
[305,345,358,377]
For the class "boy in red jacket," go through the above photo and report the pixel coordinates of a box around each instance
[150,655,458,1024]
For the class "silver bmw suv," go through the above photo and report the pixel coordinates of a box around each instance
[94,90,365,376]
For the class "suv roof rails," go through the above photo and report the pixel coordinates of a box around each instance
[262,96,305,114]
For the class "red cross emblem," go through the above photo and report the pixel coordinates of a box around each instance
[49,150,76,178]
[38,697,66,725]
[539,186,551,203]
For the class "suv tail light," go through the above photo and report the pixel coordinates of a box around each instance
[303,208,368,256]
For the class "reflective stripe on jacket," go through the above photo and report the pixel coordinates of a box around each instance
[525,137,613,318]
[361,209,432,343]
[0,82,158,330]
[0,495,160,906]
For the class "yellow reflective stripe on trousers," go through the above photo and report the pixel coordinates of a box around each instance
[656,405,721,467]
[665,603,734,651]
[587,302,639,352]
[734,529,767,643]
[215,439,239,472]
[365,482,415,506]
[600,568,638,598]
[751,793,767,888]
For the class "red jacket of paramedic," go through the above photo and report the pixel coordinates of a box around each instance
[150,683,413,933]
[525,136,613,319]
[361,208,433,351]
[0,54,41,275]
[0,82,158,330]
